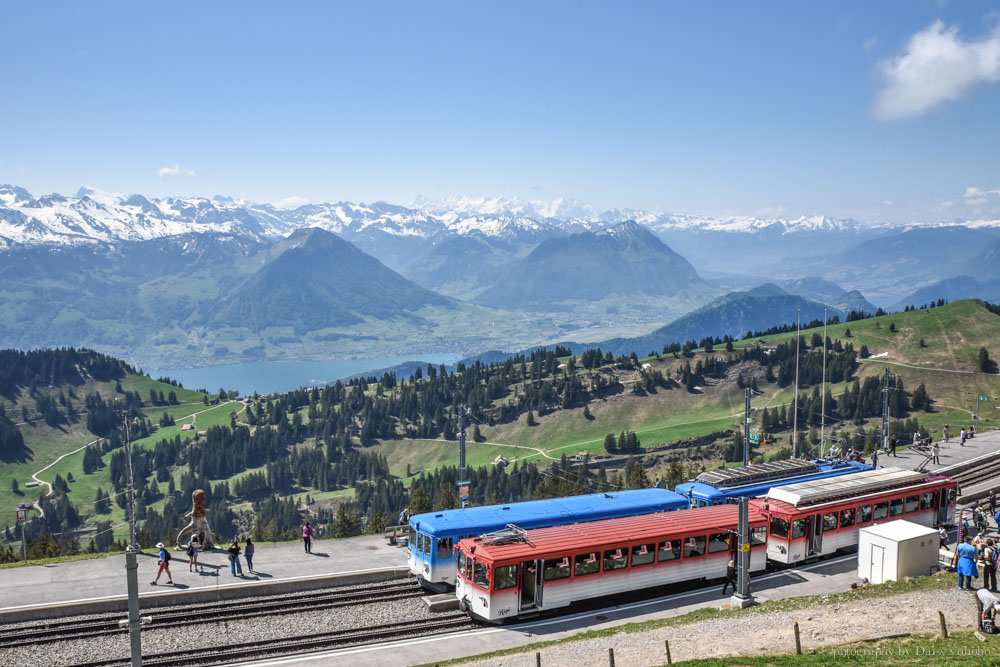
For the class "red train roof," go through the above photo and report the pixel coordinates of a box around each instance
[460,505,765,563]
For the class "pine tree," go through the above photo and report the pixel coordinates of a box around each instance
[526,411,536,426]
[409,487,432,515]
[332,503,362,537]
[604,433,617,454]
[980,348,992,373]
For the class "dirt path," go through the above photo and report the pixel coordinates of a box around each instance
[861,358,983,375]
[30,438,101,499]
[463,587,976,666]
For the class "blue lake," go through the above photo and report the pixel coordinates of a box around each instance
[151,353,463,395]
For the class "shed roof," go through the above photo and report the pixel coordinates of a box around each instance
[859,519,939,542]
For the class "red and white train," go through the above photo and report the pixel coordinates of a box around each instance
[752,467,957,564]
[456,467,956,623]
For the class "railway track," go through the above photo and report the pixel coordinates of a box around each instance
[0,580,422,649]
[67,613,476,667]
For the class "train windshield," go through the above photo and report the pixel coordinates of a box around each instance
[457,549,466,577]
[770,516,790,539]
[409,526,416,548]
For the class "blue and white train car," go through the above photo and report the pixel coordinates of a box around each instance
[407,488,688,589]
[674,459,872,508]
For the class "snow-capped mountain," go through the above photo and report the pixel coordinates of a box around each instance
[3,184,999,254]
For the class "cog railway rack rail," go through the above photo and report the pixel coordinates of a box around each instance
[0,580,423,649]
[68,614,476,667]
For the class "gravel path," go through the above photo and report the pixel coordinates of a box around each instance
[0,582,433,666]
[462,587,978,666]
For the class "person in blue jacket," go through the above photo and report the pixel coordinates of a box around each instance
[958,535,980,590]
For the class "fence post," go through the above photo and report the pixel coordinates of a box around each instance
[665,639,672,664]
[536,652,541,667]
[939,610,949,639]
[608,647,615,667]
[794,621,802,655]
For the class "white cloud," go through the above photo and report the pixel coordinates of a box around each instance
[873,20,1000,120]
[273,195,309,209]
[158,163,196,178]
[964,186,1000,199]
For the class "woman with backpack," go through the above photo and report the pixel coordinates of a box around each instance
[984,539,999,593]
[228,540,243,576]
[151,542,173,585]
[187,536,200,573]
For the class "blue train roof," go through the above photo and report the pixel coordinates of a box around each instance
[675,459,872,502]
[409,488,687,536]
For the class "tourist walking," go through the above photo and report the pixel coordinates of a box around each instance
[871,449,879,469]
[721,559,736,595]
[990,491,998,520]
[932,443,940,465]
[187,536,200,573]
[303,522,314,553]
[151,542,173,585]
[228,540,243,576]
[958,536,979,590]
[244,537,255,573]
[939,526,950,551]
[943,424,950,443]
[983,539,998,592]
[889,436,897,457]
[961,428,967,446]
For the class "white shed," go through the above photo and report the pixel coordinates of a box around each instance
[857,520,939,584]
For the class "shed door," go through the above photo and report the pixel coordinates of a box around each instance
[870,544,886,584]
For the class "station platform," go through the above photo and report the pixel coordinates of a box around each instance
[0,534,408,621]
[874,426,1000,474]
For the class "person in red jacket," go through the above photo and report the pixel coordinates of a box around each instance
[302,521,314,554]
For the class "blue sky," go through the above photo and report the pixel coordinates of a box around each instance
[2,1,999,223]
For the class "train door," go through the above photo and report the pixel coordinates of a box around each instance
[519,559,543,611]
[807,514,823,556]
[937,490,951,525]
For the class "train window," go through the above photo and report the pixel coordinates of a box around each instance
[769,516,790,539]
[858,505,873,524]
[822,513,838,532]
[574,552,600,577]
[494,565,517,590]
[683,536,706,558]
[437,537,453,559]
[921,492,934,510]
[840,508,856,528]
[422,533,432,556]
[948,488,957,504]
[409,526,416,547]
[473,560,489,589]
[631,543,655,567]
[458,550,466,578]
[751,526,767,546]
[905,495,920,513]
[792,519,806,539]
[658,539,682,562]
[874,502,889,520]
[466,554,474,581]
[708,532,731,554]
[889,498,904,516]
[543,557,571,581]
[603,548,628,571]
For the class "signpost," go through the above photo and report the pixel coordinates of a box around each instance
[16,504,27,564]
[976,395,990,419]
[749,432,760,445]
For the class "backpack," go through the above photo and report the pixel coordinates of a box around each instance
[163,550,171,562]
[186,545,195,557]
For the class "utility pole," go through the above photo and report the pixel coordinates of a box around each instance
[820,309,827,457]
[792,309,801,458]
[16,504,27,564]
[881,367,890,454]
[457,408,469,508]
[732,387,755,609]
[119,405,143,667]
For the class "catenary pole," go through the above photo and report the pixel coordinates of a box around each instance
[881,367,890,454]
[732,387,755,608]
[821,309,827,457]
[120,407,142,667]
[458,408,468,508]
[792,309,800,458]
